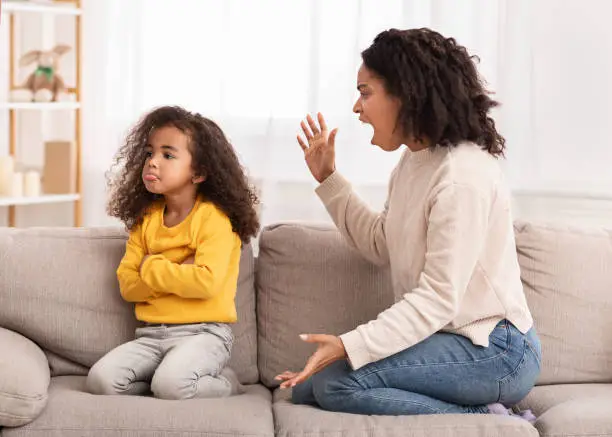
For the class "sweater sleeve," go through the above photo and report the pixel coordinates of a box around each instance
[117,225,157,303]
[139,209,237,300]
[340,183,491,370]
[315,171,389,266]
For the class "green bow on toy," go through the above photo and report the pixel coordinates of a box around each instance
[34,66,54,80]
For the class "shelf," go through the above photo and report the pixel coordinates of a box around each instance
[0,193,80,207]
[2,1,81,15]
[0,102,80,110]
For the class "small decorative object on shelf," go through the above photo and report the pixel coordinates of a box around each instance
[43,140,76,193]
[10,44,73,103]
[24,170,42,197]
[11,172,23,197]
[0,156,15,196]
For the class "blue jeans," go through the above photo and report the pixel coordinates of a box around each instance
[292,320,541,415]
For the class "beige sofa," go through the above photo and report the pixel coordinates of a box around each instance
[0,221,610,437]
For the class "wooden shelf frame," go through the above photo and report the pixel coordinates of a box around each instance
[2,0,82,226]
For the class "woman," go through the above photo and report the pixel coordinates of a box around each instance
[275,28,541,420]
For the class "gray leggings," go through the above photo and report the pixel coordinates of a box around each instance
[86,323,237,399]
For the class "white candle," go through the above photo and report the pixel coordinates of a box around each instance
[0,156,15,196]
[24,170,41,197]
[11,172,23,197]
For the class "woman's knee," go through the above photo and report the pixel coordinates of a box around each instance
[291,378,317,406]
[311,363,359,410]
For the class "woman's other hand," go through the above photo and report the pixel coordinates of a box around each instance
[297,113,338,183]
[275,334,346,388]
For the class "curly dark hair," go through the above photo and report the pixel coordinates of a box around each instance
[107,106,260,243]
[362,28,505,157]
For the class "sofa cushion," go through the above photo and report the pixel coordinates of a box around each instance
[0,328,50,427]
[517,384,612,437]
[1,376,273,437]
[0,227,258,384]
[518,383,612,416]
[273,389,538,437]
[514,221,612,385]
[256,223,395,387]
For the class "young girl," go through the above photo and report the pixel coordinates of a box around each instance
[87,105,259,400]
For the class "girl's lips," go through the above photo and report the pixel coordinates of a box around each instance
[143,174,159,181]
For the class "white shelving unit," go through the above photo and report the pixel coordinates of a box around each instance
[0,193,80,207]
[0,102,81,110]
[1,0,83,226]
[2,1,81,15]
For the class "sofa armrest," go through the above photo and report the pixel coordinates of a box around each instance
[0,327,50,427]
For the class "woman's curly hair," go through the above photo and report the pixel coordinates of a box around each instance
[107,106,259,243]
[362,28,505,157]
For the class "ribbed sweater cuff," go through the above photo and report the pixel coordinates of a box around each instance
[314,171,351,204]
[340,329,372,370]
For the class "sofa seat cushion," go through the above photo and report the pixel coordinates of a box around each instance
[518,384,612,437]
[2,376,273,437]
[273,390,537,437]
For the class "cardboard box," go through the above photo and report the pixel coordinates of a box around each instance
[43,140,76,194]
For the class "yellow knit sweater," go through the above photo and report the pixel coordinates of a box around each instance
[116,197,241,324]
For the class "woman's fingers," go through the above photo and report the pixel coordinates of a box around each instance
[307,114,320,136]
[328,128,338,149]
[317,112,328,133]
[297,135,308,151]
[300,120,314,140]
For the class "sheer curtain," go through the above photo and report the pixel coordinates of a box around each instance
[82,0,532,227]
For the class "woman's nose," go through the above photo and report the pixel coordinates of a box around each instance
[353,100,361,114]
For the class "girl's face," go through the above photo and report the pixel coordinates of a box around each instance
[142,125,203,196]
[352,64,404,151]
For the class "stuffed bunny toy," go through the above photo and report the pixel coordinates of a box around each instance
[10,45,71,103]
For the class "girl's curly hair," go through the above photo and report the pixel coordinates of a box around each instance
[362,28,505,157]
[107,106,260,243]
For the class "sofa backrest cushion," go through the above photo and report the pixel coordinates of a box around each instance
[256,223,394,387]
[0,227,259,384]
[514,221,612,384]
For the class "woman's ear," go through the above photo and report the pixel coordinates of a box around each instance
[192,175,205,184]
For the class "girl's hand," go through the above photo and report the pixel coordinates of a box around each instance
[297,113,338,183]
[275,334,347,389]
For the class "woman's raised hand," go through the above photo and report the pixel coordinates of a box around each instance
[297,113,338,183]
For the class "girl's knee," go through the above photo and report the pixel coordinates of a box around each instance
[151,372,231,400]
[151,373,187,400]
[86,363,123,395]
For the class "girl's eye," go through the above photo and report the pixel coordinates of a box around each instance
[164,153,174,159]
[145,151,152,158]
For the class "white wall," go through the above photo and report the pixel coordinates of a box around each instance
[1,0,612,229]
[508,0,612,227]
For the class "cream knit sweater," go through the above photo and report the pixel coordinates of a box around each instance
[315,143,533,370]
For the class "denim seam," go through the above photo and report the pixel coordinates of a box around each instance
[351,390,443,414]
[524,338,542,365]
[354,323,513,383]
[496,341,528,403]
